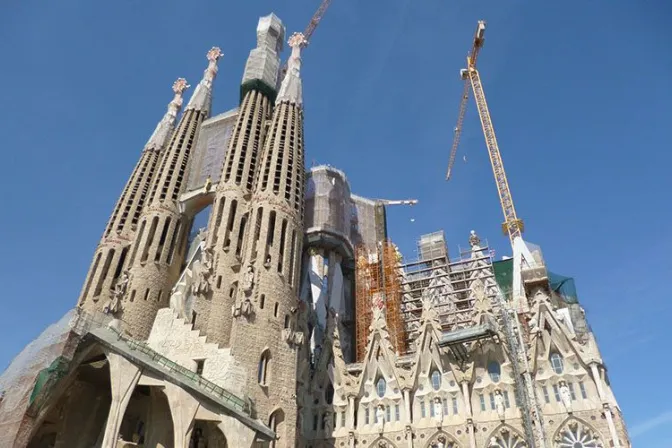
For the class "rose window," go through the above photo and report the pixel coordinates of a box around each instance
[488,428,527,448]
[555,422,602,448]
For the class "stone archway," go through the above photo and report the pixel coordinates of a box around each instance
[485,424,527,448]
[191,420,228,448]
[423,431,461,448]
[269,408,286,448]
[553,418,604,448]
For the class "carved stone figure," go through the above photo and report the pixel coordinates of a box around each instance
[113,270,130,299]
[494,389,506,420]
[404,425,413,440]
[433,397,443,422]
[489,436,499,447]
[191,249,213,296]
[375,405,385,433]
[242,265,255,293]
[559,381,573,412]
[323,411,333,435]
[233,297,253,318]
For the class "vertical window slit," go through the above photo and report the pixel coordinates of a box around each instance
[141,216,159,263]
[278,219,287,273]
[94,249,115,296]
[236,213,248,257]
[166,219,182,264]
[224,200,238,249]
[155,217,171,262]
[82,252,102,300]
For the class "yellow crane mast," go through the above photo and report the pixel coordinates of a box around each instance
[446,21,524,248]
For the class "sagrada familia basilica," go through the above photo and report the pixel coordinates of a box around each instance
[0,11,631,448]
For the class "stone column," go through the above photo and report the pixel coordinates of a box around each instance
[590,363,620,447]
[347,395,356,428]
[461,381,476,448]
[217,413,257,448]
[164,383,201,448]
[403,389,412,423]
[101,352,142,448]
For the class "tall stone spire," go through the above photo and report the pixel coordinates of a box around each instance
[77,79,189,313]
[198,15,285,346]
[116,48,222,339]
[228,31,307,448]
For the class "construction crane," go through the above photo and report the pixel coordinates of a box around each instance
[445,20,524,248]
[447,22,547,448]
[374,199,418,207]
[280,0,333,79]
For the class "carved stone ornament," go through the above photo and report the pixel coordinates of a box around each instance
[242,265,255,293]
[377,441,388,448]
[232,297,253,319]
[282,306,304,346]
[494,389,506,421]
[404,425,413,439]
[469,229,481,248]
[191,248,213,296]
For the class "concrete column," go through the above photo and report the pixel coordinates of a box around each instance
[403,389,412,423]
[603,406,621,448]
[217,413,257,448]
[164,383,201,448]
[347,396,355,428]
[101,352,142,448]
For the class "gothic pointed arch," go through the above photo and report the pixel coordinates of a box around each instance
[268,408,286,448]
[553,416,604,448]
[484,424,527,448]
[367,436,399,448]
[422,430,461,448]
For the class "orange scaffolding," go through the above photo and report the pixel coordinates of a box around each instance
[354,240,406,361]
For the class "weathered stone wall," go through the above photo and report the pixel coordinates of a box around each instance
[147,308,247,396]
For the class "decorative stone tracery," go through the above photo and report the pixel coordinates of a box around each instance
[487,426,527,448]
[554,420,602,448]
[425,432,458,448]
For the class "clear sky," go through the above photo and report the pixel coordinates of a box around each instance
[1,0,670,444]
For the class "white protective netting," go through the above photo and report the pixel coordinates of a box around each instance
[186,110,238,192]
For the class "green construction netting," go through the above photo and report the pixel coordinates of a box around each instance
[549,271,579,304]
[493,258,513,299]
[29,356,69,405]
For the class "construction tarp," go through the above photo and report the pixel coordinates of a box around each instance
[549,271,579,304]
[29,356,69,405]
[493,258,514,299]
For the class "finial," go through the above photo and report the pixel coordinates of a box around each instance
[203,47,223,87]
[469,230,481,249]
[167,78,189,118]
[172,77,190,94]
[288,32,308,49]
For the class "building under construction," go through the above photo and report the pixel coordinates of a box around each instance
[0,10,631,448]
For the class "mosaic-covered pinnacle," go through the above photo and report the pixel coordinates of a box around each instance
[186,47,223,113]
[276,32,306,106]
[145,77,190,152]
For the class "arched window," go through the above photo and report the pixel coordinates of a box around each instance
[376,377,386,398]
[258,350,271,385]
[325,383,334,404]
[430,370,442,390]
[550,352,564,374]
[487,361,501,382]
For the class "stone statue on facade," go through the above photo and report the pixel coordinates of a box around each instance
[488,436,499,447]
[242,265,255,293]
[433,397,443,423]
[375,405,385,433]
[282,305,305,346]
[192,253,212,297]
[494,389,506,421]
[323,411,333,435]
[559,381,573,412]
[232,296,253,319]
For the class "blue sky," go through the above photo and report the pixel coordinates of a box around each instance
[1,0,670,444]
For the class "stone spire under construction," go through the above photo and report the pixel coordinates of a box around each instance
[228,31,308,448]
[120,48,223,339]
[200,14,285,345]
[77,78,189,314]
